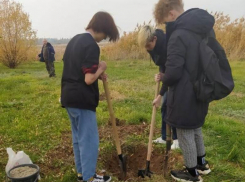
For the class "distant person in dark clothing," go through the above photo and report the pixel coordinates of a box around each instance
[38,39,56,77]
[138,25,179,149]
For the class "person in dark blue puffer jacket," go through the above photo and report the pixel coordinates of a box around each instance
[38,39,56,77]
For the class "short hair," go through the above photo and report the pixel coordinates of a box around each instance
[138,25,155,48]
[86,11,119,42]
[154,0,184,24]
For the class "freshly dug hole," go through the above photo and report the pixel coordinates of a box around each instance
[101,144,183,181]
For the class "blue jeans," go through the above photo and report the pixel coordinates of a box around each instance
[161,92,178,140]
[66,108,99,181]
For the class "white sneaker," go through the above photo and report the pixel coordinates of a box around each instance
[87,174,111,182]
[153,137,166,144]
[171,140,180,150]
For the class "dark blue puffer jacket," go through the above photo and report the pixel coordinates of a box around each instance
[38,42,55,62]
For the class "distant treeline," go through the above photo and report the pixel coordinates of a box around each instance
[37,38,71,45]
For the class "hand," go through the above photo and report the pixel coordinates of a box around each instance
[155,73,164,82]
[100,73,108,81]
[99,61,107,72]
[152,95,162,108]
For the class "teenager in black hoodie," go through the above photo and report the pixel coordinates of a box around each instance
[138,25,179,149]
[154,0,213,181]
[61,12,119,182]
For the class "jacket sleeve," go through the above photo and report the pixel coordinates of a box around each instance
[160,84,168,96]
[158,66,167,96]
[81,43,100,74]
[148,51,155,61]
[163,34,186,86]
[50,45,55,54]
[51,46,55,54]
[46,45,55,61]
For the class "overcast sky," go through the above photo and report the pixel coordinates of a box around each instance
[15,0,245,38]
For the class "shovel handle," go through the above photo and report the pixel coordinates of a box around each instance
[147,82,160,161]
[103,77,122,155]
[166,124,172,142]
[164,124,172,176]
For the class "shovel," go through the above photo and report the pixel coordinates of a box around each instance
[164,124,172,176]
[102,76,127,180]
[138,82,160,178]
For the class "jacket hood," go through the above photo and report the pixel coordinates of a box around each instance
[174,8,215,34]
[148,29,167,67]
[154,29,166,55]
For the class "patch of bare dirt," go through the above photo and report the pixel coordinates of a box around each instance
[36,132,73,177]
[101,145,183,181]
[36,122,183,181]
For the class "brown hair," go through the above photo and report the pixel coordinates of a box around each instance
[154,0,184,24]
[86,11,119,42]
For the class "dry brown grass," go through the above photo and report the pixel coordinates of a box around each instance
[101,12,245,61]
[37,42,109,62]
[53,44,67,61]
[213,12,245,60]
[101,22,165,61]
[37,13,245,62]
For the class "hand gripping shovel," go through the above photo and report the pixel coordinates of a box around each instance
[102,76,127,180]
[138,82,160,178]
[164,124,172,176]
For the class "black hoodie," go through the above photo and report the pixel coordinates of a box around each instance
[163,9,215,129]
[148,29,168,96]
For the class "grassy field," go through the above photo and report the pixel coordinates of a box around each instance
[0,60,245,182]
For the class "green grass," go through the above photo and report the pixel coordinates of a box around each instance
[0,60,245,182]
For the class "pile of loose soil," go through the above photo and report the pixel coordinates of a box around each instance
[101,144,183,181]
[10,166,37,178]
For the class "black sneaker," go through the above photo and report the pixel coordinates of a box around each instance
[49,74,56,78]
[77,173,83,181]
[197,162,211,175]
[84,174,111,182]
[171,169,203,182]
